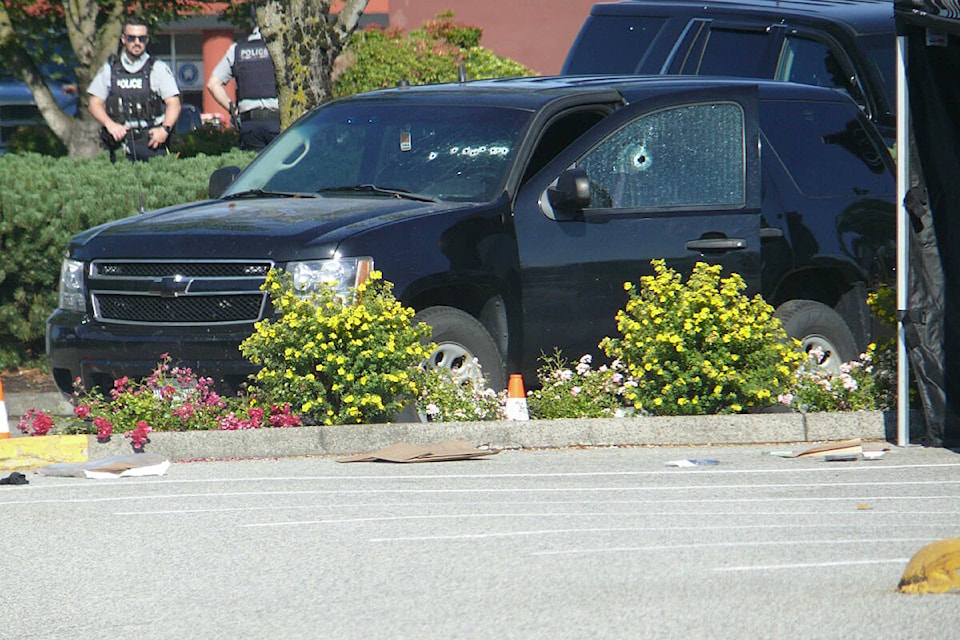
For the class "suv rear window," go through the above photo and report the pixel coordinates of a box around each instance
[761,100,892,198]
[564,15,668,74]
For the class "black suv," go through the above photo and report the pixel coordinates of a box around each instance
[47,75,895,395]
[563,0,895,141]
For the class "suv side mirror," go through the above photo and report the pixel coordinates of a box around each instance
[547,168,591,218]
[208,166,242,199]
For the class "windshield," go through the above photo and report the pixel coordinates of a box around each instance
[225,101,532,202]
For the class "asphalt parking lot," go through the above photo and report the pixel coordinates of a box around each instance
[3,444,959,639]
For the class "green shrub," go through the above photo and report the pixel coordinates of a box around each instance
[527,351,629,419]
[0,150,255,368]
[600,260,805,415]
[171,122,239,158]
[415,365,505,421]
[8,124,67,157]
[333,14,533,98]
[240,270,433,425]
[780,285,897,412]
[780,344,890,412]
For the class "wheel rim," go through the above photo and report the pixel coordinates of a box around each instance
[428,342,484,384]
[801,334,844,374]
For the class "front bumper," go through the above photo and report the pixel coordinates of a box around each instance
[46,309,260,395]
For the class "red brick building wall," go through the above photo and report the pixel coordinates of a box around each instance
[388,0,597,75]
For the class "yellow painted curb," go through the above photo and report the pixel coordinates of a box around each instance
[0,435,89,471]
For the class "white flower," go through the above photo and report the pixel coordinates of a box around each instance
[840,374,858,392]
[425,403,440,416]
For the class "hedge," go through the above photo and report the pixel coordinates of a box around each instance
[0,150,255,368]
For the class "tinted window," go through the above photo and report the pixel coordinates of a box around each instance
[777,37,853,96]
[694,29,778,77]
[579,103,745,209]
[563,16,668,74]
[859,33,896,112]
[761,100,891,197]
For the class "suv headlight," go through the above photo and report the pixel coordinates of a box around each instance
[288,257,373,298]
[58,259,86,312]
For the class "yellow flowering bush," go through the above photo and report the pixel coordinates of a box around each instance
[600,260,805,415]
[240,270,432,425]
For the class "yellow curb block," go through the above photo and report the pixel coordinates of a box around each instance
[0,435,89,471]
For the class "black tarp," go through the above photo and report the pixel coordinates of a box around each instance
[895,0,960,445]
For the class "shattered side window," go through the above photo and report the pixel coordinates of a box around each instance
[579,102,745,210]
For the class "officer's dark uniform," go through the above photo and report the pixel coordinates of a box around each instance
[234,38,281,150]
[103,57,169,162]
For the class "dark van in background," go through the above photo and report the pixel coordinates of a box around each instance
[562,0,896,141]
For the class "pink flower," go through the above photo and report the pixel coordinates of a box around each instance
[173,403,195,421]
[94,416,114,440]
[268,404,302,428]
[247,407,265,428]
[74,405,91,419]
[125,421,152,449]
[17,409,54,436]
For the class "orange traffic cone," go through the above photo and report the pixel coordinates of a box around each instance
[504,374,529,421]
[0,379,9,439]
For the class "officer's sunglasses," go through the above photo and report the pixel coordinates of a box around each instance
[124,34,149,43]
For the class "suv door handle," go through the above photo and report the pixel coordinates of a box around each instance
[685,237,747,252]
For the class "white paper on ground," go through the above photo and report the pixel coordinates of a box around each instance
[84,460,171,478]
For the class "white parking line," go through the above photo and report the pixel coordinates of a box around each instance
[238,515,956,530]
[13,461,960,492]
[529,537,936,556]
[716,559,912,572]
[8,489,960,508]
[368,522,958,542]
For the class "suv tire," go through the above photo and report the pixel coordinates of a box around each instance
[774,299,858,373]
[414,306,506,390]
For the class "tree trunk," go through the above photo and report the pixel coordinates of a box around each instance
[258,0,369,128]
[0,0,125,158]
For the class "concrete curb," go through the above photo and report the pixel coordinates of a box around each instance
[1,391,914,470]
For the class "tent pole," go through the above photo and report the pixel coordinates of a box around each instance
[896,34,911,447]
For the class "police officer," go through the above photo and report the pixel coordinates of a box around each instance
[88,16,181,162]
[206,27,280,151]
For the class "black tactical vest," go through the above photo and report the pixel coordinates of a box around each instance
[105,57,163,129]
[234,39,278,101]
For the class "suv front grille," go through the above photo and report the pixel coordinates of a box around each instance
[96,293,265,323]
[93,262,272,278]
[90,259,273,326]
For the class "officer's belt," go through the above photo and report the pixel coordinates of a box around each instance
[240,108,280,122]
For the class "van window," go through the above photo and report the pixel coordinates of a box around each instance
[579,102,745,210]
[761,100,892,197]
[563,16,668,74]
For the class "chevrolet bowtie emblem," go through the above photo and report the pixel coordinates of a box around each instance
[149,275,191,297]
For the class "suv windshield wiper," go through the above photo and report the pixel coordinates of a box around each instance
[221,189,312,200]
[316,184,437,203]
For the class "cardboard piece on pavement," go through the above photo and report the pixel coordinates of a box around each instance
[794,438,864,458]
[769,439,892,459]
[338,440,498,463]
